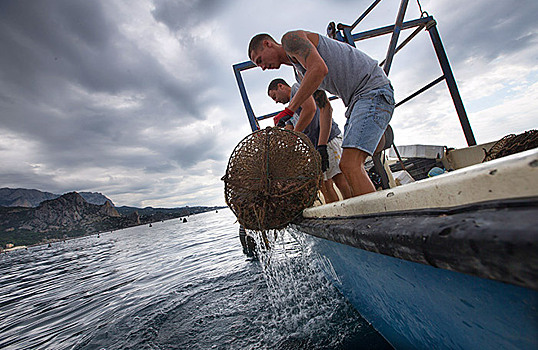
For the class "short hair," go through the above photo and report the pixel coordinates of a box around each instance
[267,78,289,94]
[248,33,275,59]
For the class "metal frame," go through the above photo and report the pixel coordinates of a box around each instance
[232,0,476,146]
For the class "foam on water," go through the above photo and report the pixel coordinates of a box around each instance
[250,228,387,349]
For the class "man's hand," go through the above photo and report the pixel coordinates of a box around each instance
[317,145,329,172]
[276,114,293,127]
[273,108,294,126]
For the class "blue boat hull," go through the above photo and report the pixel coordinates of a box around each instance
[303,234,538,349]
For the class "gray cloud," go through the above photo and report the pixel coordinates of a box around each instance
[0,0,536,207]
[1,6,224,149]
[151,0,223,33]
[0,0,210,126]
[431,1,538,63]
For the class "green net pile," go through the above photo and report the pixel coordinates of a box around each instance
[223,127,322,230]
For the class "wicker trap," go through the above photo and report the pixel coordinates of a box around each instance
[223,127,322,230]
[483,129,538,162]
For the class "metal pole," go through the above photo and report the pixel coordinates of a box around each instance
[233,62,259,132]
[427,22,476,146]
[351,0,383,30]
[395,75,445,108]
[383,0,409,75]
[342,26,356,47]
[379,24,424,67]
[352,17,432,42]
[257,111,279,121]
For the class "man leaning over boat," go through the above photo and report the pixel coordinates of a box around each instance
[248,30,394,197]
[267,78,351,203]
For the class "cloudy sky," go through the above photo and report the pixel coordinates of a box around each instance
[1,0,536,207]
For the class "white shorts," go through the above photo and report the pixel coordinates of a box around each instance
[324,135,343,180]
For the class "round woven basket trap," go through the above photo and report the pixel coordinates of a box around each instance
[223,127,322,230]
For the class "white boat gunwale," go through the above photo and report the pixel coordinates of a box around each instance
[303,148,538,218]
[295,148,538,290]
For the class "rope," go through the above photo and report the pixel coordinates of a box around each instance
[416,0,429,18]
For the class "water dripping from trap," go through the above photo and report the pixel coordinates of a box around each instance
[246,227,393,350]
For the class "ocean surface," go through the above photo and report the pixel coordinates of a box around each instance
[0,209,392,349]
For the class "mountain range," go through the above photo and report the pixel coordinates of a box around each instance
[0,187,113,207]
[0,188,225,248]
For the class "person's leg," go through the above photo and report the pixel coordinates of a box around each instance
[340,84,394,197]
[318,180,328,204]
[331,172,352,199]
[320,143,340,203]
[324,136,351,200]
[322,178,339,203]
[340,148,376,196]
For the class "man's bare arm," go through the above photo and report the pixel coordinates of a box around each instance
[293,95,316,133]
[282,31,328,113]
[313,90,332,146]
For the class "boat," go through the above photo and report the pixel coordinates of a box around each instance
[2,244,28,252]
[295,148,537,349]
[231,1,537,349]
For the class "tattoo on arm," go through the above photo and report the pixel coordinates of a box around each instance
[282,32,313,62]
[313,90,329,109]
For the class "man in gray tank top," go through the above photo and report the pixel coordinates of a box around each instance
[249,31,394,197]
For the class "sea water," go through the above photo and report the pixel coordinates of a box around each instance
[0,209,392,349]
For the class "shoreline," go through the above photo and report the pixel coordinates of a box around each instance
[1,209,227,251]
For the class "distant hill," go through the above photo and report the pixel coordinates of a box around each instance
[0,188,114,207]
[0,192,138,247]
[115,205,225,225]
[116,205,219,217]
[0,188,58,207]
[0,189,227,247]
[79,192,114,206]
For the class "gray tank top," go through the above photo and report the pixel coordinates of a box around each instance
[288,83,340,146]
[291,34,390,116]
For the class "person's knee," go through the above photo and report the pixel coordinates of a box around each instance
[339,157,356,174]
[333,173,348,187]
[340,149,368,173]
[338,157,353,174]
[332,173,343,184]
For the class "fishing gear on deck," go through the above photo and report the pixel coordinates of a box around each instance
[483,129,538,162]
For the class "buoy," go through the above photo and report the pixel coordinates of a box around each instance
[428,167,445,177]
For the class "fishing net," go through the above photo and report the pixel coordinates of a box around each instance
[223,127,323,231]
[483,129,538,162]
